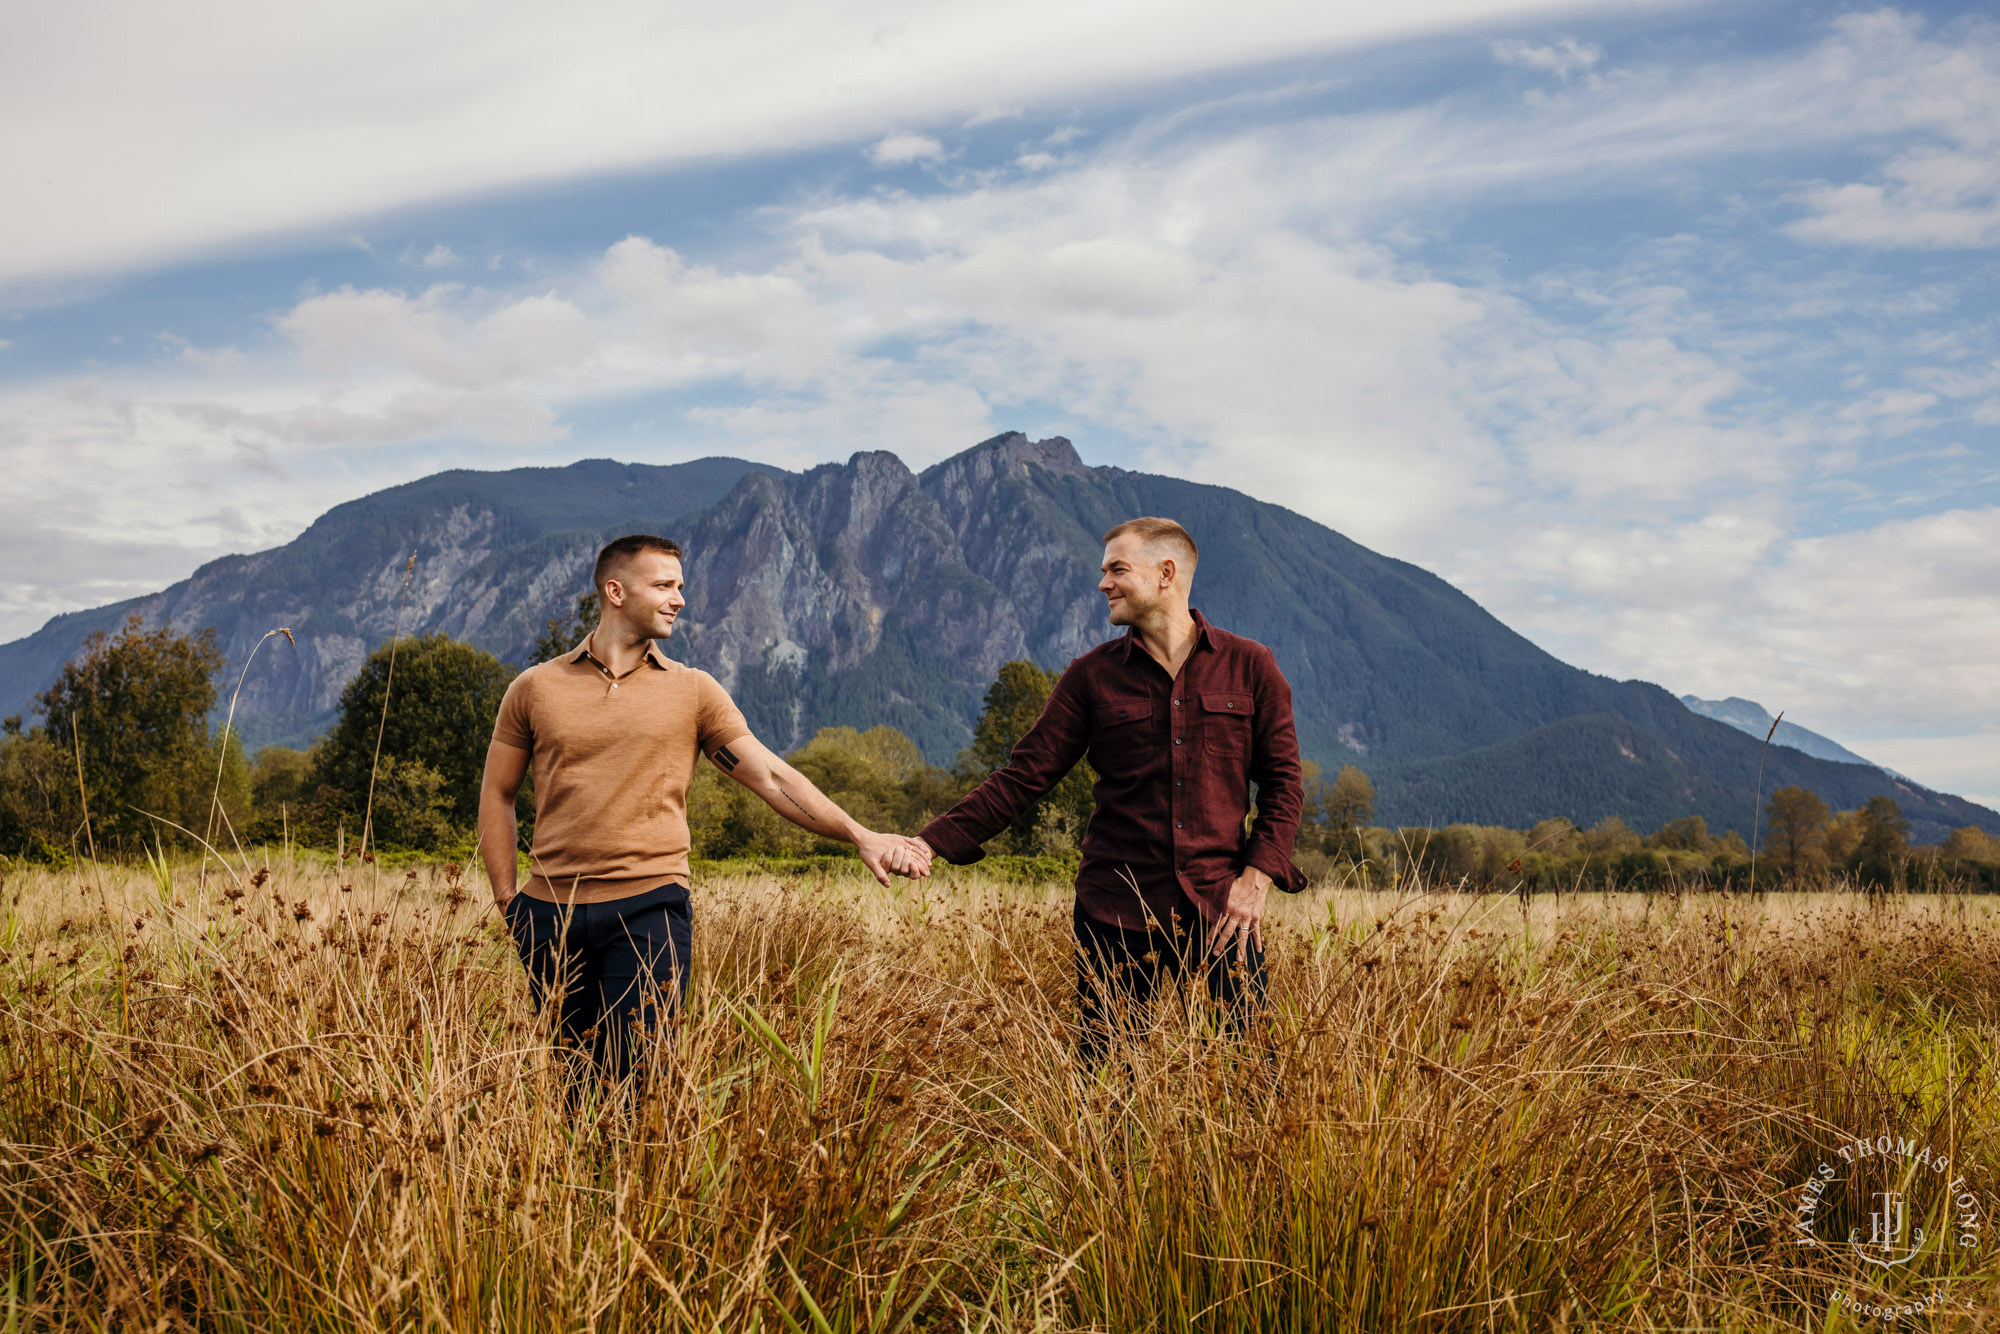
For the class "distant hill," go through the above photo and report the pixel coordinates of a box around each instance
[2,433,1993,843]
[1679,695,1898,774]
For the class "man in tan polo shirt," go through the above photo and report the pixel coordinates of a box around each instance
[477,533,931,1084]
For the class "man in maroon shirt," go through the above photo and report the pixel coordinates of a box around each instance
[914,517,1307,1063]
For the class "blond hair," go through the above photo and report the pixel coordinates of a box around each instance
[1101,517,1197,574]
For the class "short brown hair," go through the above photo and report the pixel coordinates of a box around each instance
[593,534,684,593]
[1102,517,1197,571]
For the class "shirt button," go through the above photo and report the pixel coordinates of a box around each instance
[1175,780,1182,787]
[1174,737,1182,745]
[1175,822,1182,829]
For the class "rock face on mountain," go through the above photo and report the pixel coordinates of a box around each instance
[2,433,1993,841]
[0,457,770,750]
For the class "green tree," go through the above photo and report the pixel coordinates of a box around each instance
[1650,815,1710,853]
[1525,818,1578,857]
[1579,817,1641,858]
[245,745,314,841]
[35,614,224,850]
[0,725,76,862]
[1852,795,1911,891]
[957,661,1094,856]
[533,592,599,663]
[790,726,932,840]
[1941,826,2000,864]
[1764,786,1829,883]
[1821,808,1863,869]
[307,633,516,851]
[1313,764,1374,861]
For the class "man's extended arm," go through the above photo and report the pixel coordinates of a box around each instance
[709,735,930,886]
[916,664,1091,864]
[477,739,531,905]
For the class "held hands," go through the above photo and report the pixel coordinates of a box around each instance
[856,831,935,885]
[1210,865,1272,964]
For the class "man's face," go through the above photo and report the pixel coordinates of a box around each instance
[1099,534,1166,626]
[605,551,686,638]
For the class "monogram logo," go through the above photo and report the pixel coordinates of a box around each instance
[1787,1130,1987,1319]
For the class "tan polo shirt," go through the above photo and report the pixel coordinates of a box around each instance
[493,636,750,904]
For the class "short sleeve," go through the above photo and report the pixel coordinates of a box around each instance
[694,671,751,755]
[492,671,534,749]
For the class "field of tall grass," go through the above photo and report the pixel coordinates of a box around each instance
[3,853,1998,1330]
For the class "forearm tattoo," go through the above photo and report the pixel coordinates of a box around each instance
[713,745,739,773]
[778,785,818,823]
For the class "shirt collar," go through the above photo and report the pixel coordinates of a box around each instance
[1117,608,1213,659]
[566,633,672,672]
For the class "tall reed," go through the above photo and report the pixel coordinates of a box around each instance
[0,862,1995,1330]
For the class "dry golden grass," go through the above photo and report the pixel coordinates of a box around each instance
[2,855,1999,1331]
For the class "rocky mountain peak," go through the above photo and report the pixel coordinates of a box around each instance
[925,432,1085,490]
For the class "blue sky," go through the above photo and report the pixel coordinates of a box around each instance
[2,1,1997,806]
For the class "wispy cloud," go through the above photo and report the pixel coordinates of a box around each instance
[1490,36,1602,80]
[2,5,1998,797]
[868,133,947,166]
[0,0,1582,284]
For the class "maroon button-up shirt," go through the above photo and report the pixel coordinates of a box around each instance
[921,609,1308,930]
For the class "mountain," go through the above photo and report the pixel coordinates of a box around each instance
[0,456,774,752]
[2,433,1993,843]
[1679,695,1898,774]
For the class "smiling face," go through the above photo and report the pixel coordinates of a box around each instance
[602,549,687,639]
[1099,532,1176,627]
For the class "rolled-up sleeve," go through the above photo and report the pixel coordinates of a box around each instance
[1240,647,1308,891]
[920,664,1091,865]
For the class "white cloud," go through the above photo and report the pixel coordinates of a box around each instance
[1491,506,2000,751]
[1863,731,2000,814]
[1490,36,1601,80]
[275,284,594,388]
[596,236,834,380]
[868,132,946,166]
[3,4,1998,802]
[1781,12,2000,249]
[179,343,247,372]
[1788,153,2000,249]
[0,0,1592,283]
[420,244,461,269]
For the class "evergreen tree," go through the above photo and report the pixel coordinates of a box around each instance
[532,592,599,663]
[307,633,516,850]
[958,660,1094,856]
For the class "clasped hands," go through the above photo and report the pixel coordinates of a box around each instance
[857,830,936,885]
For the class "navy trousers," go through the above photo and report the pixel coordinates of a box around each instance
[1073,896,1268,1068]
[506,884,691,1085]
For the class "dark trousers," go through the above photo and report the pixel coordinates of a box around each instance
[506,884,691,1085]
[1073,897,1268,1068]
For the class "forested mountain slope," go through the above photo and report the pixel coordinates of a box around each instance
[1,433,1990,840]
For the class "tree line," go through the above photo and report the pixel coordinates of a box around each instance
[3,613,1995,892]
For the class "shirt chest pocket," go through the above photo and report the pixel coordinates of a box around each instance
[1201,691,1255,762]
[1089,699,1154,776]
